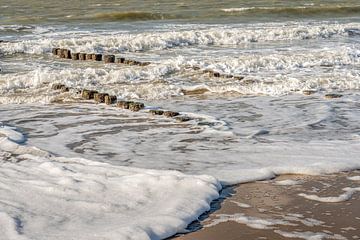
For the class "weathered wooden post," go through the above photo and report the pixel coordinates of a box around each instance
[52,48,60,55]
[116,57,125,63]
[86,53,93,60]
[117,101,133,109]
[92,54,102,61]
[163,111,180,117]
[82,89,98,99]
[71,53,80,60]
[62,49,71,59]
[149,109,164,115]
[104,55,115,63]
[129,102,145,112]
[94,93,109,103]
[79,53,87,60]
[105,95,117,105]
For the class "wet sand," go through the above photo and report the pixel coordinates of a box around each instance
[174,171,360,240]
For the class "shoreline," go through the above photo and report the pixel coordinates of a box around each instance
[174,170,360,240]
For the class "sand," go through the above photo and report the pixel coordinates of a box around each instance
[174,171,360,240]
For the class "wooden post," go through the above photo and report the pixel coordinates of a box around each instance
[129,102,145,112]
[82,89,98,99]
[92,54,102,61]
[79,53,87,60]
[104,55,115,63]
[52,48,60,55]
[116,57,125,63]
[94,93,109,103]
[57,48,65,57]
[71,53,79,60]
[105,95,117,105]
[62,49,71,59]
[86,53,93,60]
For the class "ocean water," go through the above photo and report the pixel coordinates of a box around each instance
[1,1,360,239]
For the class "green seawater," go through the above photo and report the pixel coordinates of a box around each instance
[1,0,360,24]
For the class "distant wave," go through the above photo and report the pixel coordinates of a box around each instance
[0,25,35,32]
[221,5,360,16]
[0,25,53,34]
[92,11,172,21]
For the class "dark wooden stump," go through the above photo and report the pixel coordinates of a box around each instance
[71,53,79,60]
[57,48,65,58]
[210,72,221,77]
[62,49,71,59]
[82,89,98,99]
[163,111,180,117]
[129,102,145,112]
[175,116,192,122]
[149,109,164,115]
[52,48,60,55]
[116,57,125,63]
[92,54,102,61]
[94,93,109,103]
[234,76,244,80]
[117,101,133,109]
[86,54,93,60]
[52,83,65,90]
[325,93,343,99]
[79,53,87,60]
[104,55,115,63]
[105,95,117,105]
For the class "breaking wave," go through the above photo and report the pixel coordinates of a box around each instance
[92,11,173,21]
[222,5,360,17]
[1,22,360,55]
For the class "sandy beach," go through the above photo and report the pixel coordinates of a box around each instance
[175,171,360,240]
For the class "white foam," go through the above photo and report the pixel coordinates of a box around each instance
[298,187,360,203]
[0,134,221,240]
[222,6,309,13]
[1,22,359,55]
[0,125,26,143]
[275,179,303,186]
[283,214,324,227]
[206,213,296,229]
[274,230,346,240]
[221,7,257,12]
[1,49,360,103]
[0,212,28,240]
[230,201,251,208]
[347,176,360,181]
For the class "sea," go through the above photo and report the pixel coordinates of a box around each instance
[0,1,360,239]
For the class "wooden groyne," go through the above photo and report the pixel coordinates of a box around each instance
[52,48,151,66]
[51,47,245,79]
[51,83,191,122]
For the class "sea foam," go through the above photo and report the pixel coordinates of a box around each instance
[1,21,359,55]
[0,125,221,240]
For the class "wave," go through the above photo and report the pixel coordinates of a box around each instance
[0,25,53,34]
[1,22,359,55]
[221,5,360,17]
[92,11,172,21]
[1,51,359,103]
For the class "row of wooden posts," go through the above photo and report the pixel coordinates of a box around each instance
[52,84,189,120]
[52,47,246,80]
[52,48,151,66]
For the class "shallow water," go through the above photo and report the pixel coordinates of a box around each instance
[1,1,360,239]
